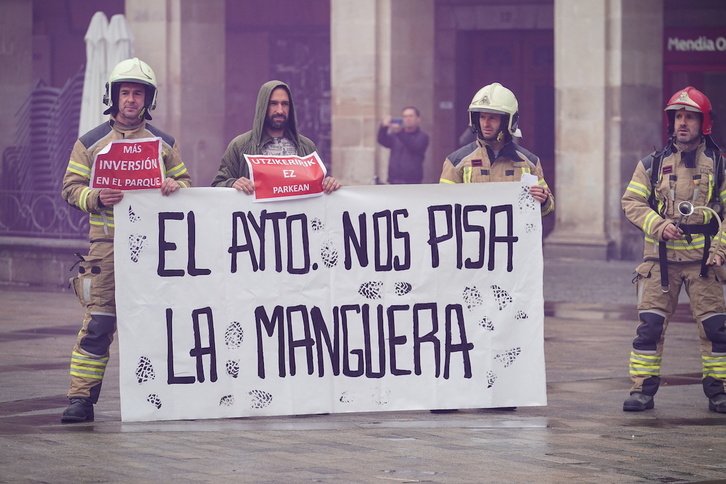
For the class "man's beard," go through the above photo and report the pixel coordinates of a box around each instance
[676,131,699,145]
[266,115,287,131]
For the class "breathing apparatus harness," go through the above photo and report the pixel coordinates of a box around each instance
[647,136,725,290]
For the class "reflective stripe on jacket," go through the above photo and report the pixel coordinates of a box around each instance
[439,139,554,216]
[61,116,192,242]
[622,139,726,263]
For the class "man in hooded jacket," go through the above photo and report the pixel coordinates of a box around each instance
[212,80,339,193]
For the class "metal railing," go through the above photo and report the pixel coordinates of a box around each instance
[0,189,87,239]
[1,66,87,241]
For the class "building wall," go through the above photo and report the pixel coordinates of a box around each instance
[224,0,331,177]
[124,0,227,188]
[0,0,33,175]
[4,0,726,289]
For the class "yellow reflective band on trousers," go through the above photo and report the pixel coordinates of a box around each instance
[629,351,662,376]
[702,355,726,379]
[70,351,108,380]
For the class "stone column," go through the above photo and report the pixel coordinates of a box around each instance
[331,0,435,185]
[0,0,32,168]
[125,0,226,186]
[544,0,662,260]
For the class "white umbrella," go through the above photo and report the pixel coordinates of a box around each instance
[106,14,135,70]
[78,11,109,137]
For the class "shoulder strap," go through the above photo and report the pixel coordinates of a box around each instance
[704,135,723,205]
[646,148,666,212]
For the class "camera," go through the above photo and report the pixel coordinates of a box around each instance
[391,118,403,126]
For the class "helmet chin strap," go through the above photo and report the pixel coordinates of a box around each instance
[496,131,504,142]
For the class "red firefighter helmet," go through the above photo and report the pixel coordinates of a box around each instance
[664,86,713,136]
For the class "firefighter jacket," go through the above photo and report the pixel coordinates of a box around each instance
[439,139,554,216]
[212,80,318,187]
[622,138,726,263]
[61,115,192,243]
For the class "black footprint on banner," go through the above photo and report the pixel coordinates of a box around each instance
[310,218,324,232]
[128,234,147,263]
[224,321,244,349]
[135,355,155,383]
[495,347,522,368]
[515,310,528,320]
[359,281,383,299]
[147,393,162,409]
[491,285,513,310]
[220,395,235,407]
[518,186,537,211]
[463,286,483,310]
[394,282,412,296]
[320,239,339,268]
[249,389,273,409]
[372,388,390,406]
[479,316,494,331]
[486,370,497,388]
[128,205,140,223]
[339,391,354,403]
[225,359,240,378]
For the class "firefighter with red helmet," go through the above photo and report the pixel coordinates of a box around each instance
[60,58,192,422]
[622,86,726,412]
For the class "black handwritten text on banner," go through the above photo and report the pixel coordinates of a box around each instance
[114,184,546,422]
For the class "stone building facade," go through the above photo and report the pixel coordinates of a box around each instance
[1,0,725,287]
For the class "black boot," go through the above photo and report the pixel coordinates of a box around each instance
[708,394,726,413]
[61,397,94,423]
[623,392,654,411]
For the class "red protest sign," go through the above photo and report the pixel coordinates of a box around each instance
[90,137,164,190]
[244,152,327,202]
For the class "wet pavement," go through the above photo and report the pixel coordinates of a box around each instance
[2,258,726,483]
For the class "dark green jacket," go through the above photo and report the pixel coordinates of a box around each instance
[211,80,318,187]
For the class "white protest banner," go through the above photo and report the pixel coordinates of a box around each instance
[244,152,327,201]
[114,183,546,422]
[90,137,164,190]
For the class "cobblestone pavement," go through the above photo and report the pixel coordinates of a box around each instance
[2,259,726,483]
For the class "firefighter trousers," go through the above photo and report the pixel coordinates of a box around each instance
[67,241,116,403]
[629,260,726,398]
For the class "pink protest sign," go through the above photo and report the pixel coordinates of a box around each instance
[91,137,164,190]
[244,152,327,201]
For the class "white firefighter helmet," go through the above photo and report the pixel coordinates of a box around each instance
[468,82,520,138]
[102,57,158,118]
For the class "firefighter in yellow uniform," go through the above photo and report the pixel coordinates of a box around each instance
[440,82,553,213]
[621,86,726,413]
[60,58,192,422]
[435,82,552,414]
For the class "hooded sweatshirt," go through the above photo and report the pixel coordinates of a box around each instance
[212,80,318,187]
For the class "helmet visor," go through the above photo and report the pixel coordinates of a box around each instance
[665,104,702,113]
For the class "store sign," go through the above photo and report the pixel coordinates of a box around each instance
[665,28,726,63]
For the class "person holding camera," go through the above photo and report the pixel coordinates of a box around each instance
[377,106,429,184]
